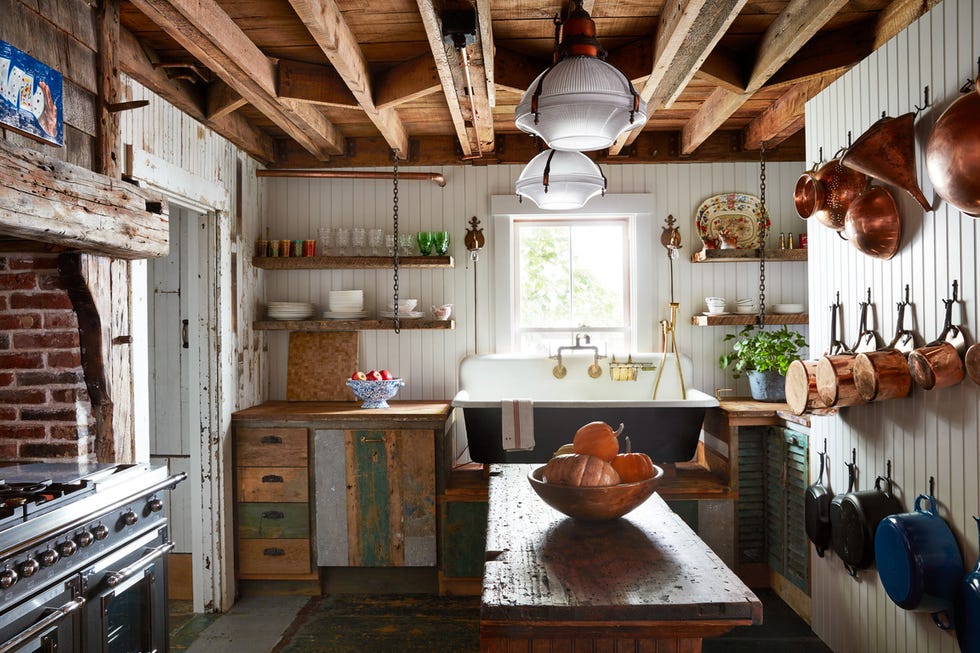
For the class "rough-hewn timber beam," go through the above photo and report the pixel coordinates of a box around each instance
[287,0,409,156]
[764,19,875,89]
[206,81,247,120]
[494,47,548,96]
[129,0,342,160]
[0,138,169,259]
[743,73,838,150]
[695,48,746,94]
[681,0,848,155]
[374,54,441,111]
[276,59,360,109]
[874,0,943,49]
[118,28,276,164]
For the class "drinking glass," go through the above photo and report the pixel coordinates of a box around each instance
[417,231,433,256]
[335,227,351,254]
[399,233,416,255]
[318,227,334,255]
[385,233,396,256]
[432,231,450,256]
[351,227,367,256]
[368,228,384,256]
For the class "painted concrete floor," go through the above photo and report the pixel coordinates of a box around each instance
[171,588,830,653]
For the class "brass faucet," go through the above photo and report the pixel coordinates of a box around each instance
[551,333,605,378]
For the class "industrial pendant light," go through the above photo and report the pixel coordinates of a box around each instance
[515,149,607,210]
[514,0,647,151]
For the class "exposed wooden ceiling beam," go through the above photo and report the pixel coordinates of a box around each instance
[374,54,442,111]
[118,28,276,164]
[476,0,496,108]
[276,59,360,110]
[608,0,745,156]
[874,0,943,49]
[681,0,848,155]
[743,72,838,150]
[128,0,342,160]
[206,81,247,120]
[695,48,746,95]
[287,0,409,157]
[415,0,476,157]
[764,19,875,89]
[493,47,547,96]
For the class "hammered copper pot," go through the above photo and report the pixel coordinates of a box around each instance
[841,113,932,211]
[794,166,824,219]
[925,77,980,216]
[843,186,902,259]
[808,159,869,231]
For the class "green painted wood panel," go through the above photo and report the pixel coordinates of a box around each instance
[439,499,488,578]
[351,429,393,566]
[737,426,767,564]
[237,502,309,539]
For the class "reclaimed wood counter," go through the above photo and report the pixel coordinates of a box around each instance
[481,464,762,652]
[231,400,452,430]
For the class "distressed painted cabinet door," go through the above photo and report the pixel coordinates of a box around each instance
[315,428,437,567]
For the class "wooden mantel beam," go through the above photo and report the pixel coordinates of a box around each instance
[0,138,169,259]
[128,0,343,161]
[287,0,409,157]
[681,0,848,155]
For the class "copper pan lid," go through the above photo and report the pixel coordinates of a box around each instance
[925,78,980,217]
[843,186,902,259]
[841,113,931,212]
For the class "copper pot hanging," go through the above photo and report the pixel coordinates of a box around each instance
[841,113,932,212]
[843,186,902,260]
[808,159,869,231]
[908,283,966,391]
[925,76,980,216]
[794,162,824,219]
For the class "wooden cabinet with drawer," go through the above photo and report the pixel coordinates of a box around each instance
[234,426,316,580]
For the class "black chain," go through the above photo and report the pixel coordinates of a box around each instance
[391,149,400,334]
[757,142,767,327]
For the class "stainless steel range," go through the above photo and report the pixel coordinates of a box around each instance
[0,463,185,653]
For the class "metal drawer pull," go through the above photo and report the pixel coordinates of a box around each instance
[263,547,286,557]
[260,435,283,444]
[105,542,175,588]
[0,597,86,653]
[261,475,284,483]
[262,510,285,520]
[360,436,384,443]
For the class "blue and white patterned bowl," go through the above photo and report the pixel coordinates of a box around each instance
[346,378,405,408]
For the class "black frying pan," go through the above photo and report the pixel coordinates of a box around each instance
[804,439,832,557]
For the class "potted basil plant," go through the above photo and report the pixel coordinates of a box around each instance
[718,325,808,402]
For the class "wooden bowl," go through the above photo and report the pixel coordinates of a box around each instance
[527,465,664,521]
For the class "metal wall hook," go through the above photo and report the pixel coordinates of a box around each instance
[914,86,930,114]
[929,475,935,497]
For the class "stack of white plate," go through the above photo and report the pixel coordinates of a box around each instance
[735,298,756,314]
[267,301,315,320]
[325,290,367,319]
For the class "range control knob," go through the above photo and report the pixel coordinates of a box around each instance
[76,530,94,548]
[20,558,39,577]
[92,523,109,541]
[0,568,17,589]
[122,511,138,526]
[59,540,78,557]
[39,548,59,567]
[147,498,163,513]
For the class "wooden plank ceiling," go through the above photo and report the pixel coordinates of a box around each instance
[118,0,937,168]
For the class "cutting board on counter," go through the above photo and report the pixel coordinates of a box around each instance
[286,332,358,401]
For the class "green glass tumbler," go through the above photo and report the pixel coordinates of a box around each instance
[417,231,433,256]
[432,231,450,256]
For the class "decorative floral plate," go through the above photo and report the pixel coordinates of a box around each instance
[695,193,770,249]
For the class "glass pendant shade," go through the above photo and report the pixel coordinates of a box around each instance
[515,56,648,151]
[515,149,606,210]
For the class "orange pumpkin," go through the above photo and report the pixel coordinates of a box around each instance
[572,421,623,462]
[611,437,656,483]
[543,453,621,487]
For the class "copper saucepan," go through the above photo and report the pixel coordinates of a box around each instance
[925,76,980,217]
[841,112,931,212]
[842,186,902,260]
[853,286,915,402]
[816,291,877,408]
[965,342,980,385]
[794,160,825,219]
[908,282,966,390]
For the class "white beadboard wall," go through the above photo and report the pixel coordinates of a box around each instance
[805,2,979,652]
[261,161,808,419]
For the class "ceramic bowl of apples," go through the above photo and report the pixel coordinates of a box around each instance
[347,369,404,408]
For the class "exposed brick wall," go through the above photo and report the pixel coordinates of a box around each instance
[0,253,93,462]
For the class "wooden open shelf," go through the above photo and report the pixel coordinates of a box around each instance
[691,248,807,263]
[691,313,809,326]
[254,318,455,331]
[253,255,454,269]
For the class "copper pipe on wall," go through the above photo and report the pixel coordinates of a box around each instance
[256,169,447,187]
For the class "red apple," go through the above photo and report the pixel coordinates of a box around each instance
[379,369,394,380]
[366,370,383,381]
[351,370,367,381]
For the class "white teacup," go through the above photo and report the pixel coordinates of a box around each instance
[432,304,452,320]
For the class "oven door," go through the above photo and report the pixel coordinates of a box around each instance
[81,528,173,653]
[0,578,84,653]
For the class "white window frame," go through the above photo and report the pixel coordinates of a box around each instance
[490,194,656,354]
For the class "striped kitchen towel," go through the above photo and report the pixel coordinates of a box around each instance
[501,399,535,451]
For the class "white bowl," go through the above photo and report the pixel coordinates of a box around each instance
[771,303,805,314]
[387,298,418,312]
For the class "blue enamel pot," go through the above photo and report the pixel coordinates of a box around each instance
[875,494,963,629]
[955,516,980,652]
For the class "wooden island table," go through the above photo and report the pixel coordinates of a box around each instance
[481,464,763,652]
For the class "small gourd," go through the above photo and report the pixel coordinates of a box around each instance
[543,453,621,487]
[611,437,657,483]
[572,421,624,462]
[553,443,575,456]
